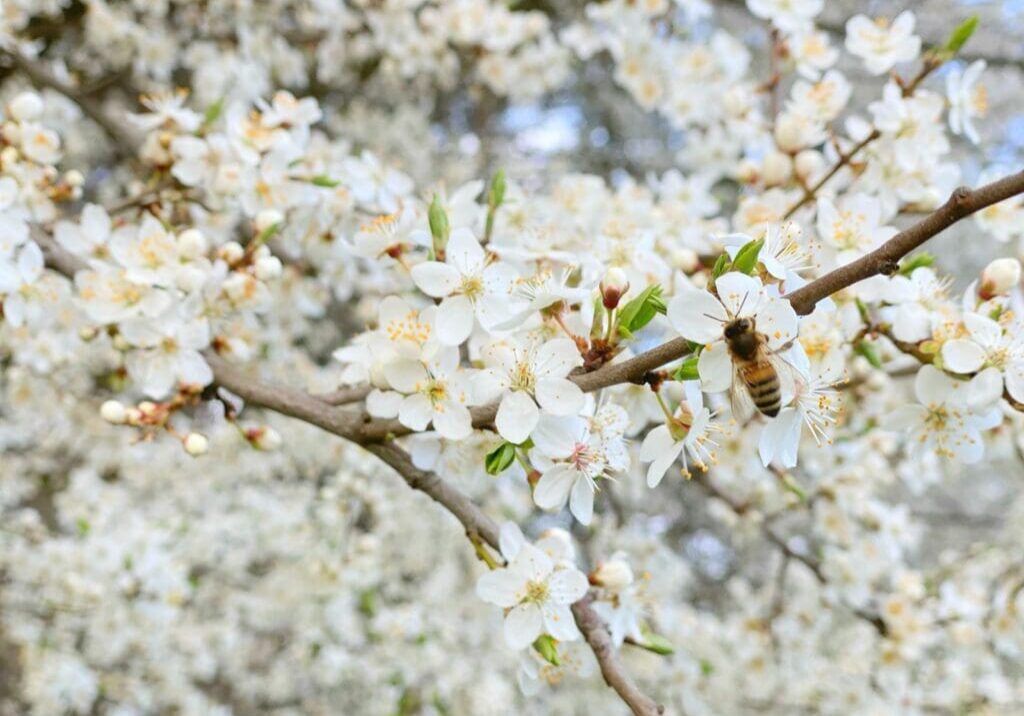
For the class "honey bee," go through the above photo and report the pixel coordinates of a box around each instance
[723,316,792,419]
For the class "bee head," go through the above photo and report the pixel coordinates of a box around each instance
[723,317,752,339]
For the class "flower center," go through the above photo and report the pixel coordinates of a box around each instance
[524,580,549,604]
[509,361,536,392]
[459,274,484,301]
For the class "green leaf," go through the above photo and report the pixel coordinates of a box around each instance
[898,252,935,275]
[203,98,224,126]
[854,297,871,324]
[700,658,714,676]
[358,588,377,618]
[673,356,700,381]
[533,635,560,666]
[617,284,666,334]
[485,442,517,475]
[946,15,979,54]
[711,253,730,278]
[855,339,883,369]
[311,175,340,188]
[488,169,507,209]
[730,238,764,275]
[76,518,91,537]
[428,193,450,249]
[257,222,282,244]
[635,631,675,656]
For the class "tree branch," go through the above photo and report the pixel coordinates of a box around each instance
[0,47,141,155]
[787,170,1024,315]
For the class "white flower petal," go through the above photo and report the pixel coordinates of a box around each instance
[435,295,475,346]
[668,289,726,343]
[495,391,539,445]
[941,339,986,374]
[542,603,581,641]
[504,603,543,650]
[535,378,584,416]
[569,475,594,525]
[698,342,733,393]
[533,464,577,511]
[476,569,524,608]
[410,261,460,298]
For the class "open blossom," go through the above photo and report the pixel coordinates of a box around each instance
[410,228,517,345]
[758,350,842,468]
[941,312,1024,403]
[845,12,921,75]
[724,223,812,282]
[668,272,800,394]
[475,337,585,444]
[879,267,952,343]
[640,386,719,485]
[946,60,987,144]
[817,194,898,265]
[55,204,113,264]
[888,365,1002,463]
[476,530,588,650]
[119,307,213,398]
[529,415,615,525]
[378,348,475,440]
[0,241,44,326]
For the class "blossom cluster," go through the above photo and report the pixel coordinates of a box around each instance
[3,1,1024,714]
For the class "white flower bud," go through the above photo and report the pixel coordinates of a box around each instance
[177,228,208,259]
[794,149,824,180]
[254,255,283,281]
[138,401,158,417]
[774,113,807,153]
[761,150,793,186]
[247,426,282,451]
[218,241,245,264]
[2,122,22,145]
[100,400,128,425]
[175,265,206,293]
[980,258,1021,298]
[601,267,630,309]
[255,209,284,233]
[78,326,98,342]
[184,432,209,456]
[223,273,254,302]
[9,92,43,122]
[590,559,634,591]
[64,169,85,188]
[736,159,759,184]
[671,247,699,273]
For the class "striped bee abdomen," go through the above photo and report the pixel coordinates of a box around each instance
[740,360,781,417]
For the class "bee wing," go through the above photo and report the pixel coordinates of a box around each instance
[766,348,806,408]
[729,363,757,424]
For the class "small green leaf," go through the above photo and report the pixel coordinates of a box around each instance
[76,518,91,536]
[311,175,340,188]
[358,588,377,618]
[700,658,714,676]
[854,297,871,324]
[635,631,675,656]
[533,635,560,666]
[617,284,666,334]
[855,339,883,369]
[946,15,979,54]
[428,193,450,251]
[203,98,224,126]
[485,442,517,475]
[711,253,730,278]
[488,169,507,209]
[899,252,935,275]
[730,238,765,275]
[673,356,700,381]
[257,222,282,244]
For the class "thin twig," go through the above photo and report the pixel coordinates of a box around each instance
[0,47,140,155]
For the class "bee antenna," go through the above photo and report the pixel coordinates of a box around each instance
[735,291,750,316]
[703,312,725,323]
